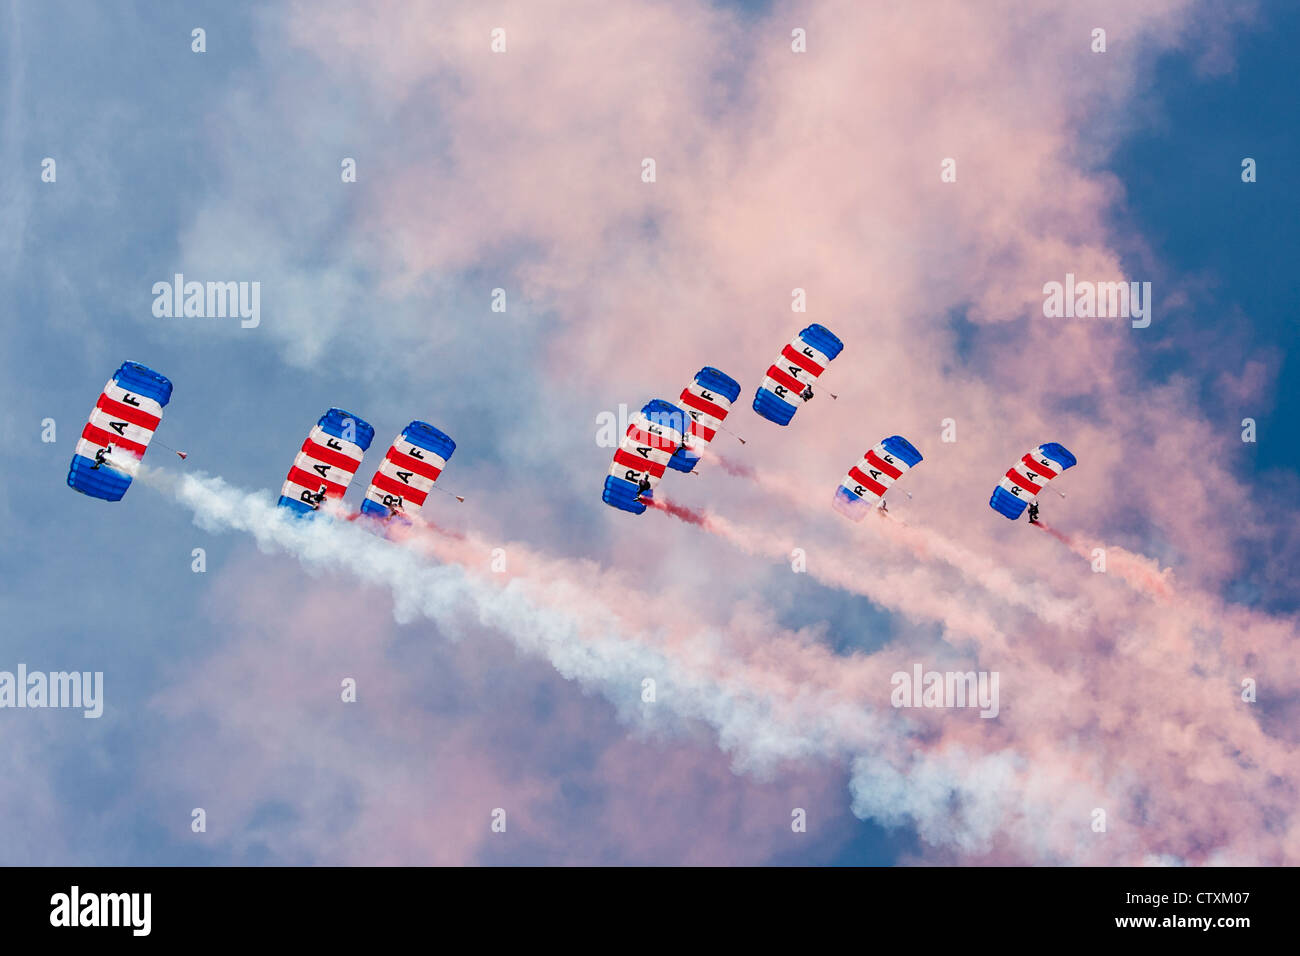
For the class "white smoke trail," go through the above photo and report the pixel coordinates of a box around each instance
[149,469,898,775]
[147,470,1127,861]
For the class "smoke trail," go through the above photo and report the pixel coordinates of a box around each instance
[141,468,1136,861]
[1031,519,1073,547]
[650,487,1092,638]
[646,495,710,527]
[1034,520,1174,601]
[683,452,1095,631]
[730,449,1181,616]
[696,447,807,501]
[699,448,756,480]
[143,469,903,773]
[383,512,468,542]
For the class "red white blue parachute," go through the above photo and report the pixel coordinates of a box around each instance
[833,436,923,520]
[602,399,687,515]
[667,367,741,473]
[278,408,375,515]
[753,324,843,426]
[989,442,1077,520]
[359,421,456,520]
[67,362,173,502]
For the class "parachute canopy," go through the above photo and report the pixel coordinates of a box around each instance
[989,442,1077,520]
[278,408,375,516]
[753,324,843,425]
[603,399,687,515]
[67,361,173,502]
[667,367,741,473]
[833,435,923,521]
[359,421,456,520]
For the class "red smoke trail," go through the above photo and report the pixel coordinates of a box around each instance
[640,489,1084,637]
[339,508,468,541]
[1031,520,1074,546]
[413,516,467,541]
[726,454,1180,614]
[646,496,711,527]
[697,448,810,503]
[1033,520,1174,601]
[707,450,756,480]
[385,513,468,543]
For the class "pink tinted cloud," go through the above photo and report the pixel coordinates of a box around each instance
[283,0,1278,583]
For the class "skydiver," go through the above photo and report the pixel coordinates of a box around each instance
[91,445,112,470]
[306,485,328,509]
[879,499,888,515]
[800,385,814,401]
[1028,502,1040,524]
[636,476,652,499]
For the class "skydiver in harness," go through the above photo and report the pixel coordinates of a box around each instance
[305,484,328,510]
[1027,502,1040,524]
[636,476,652,500]
[91,444,113,470]
[800,384,814,401]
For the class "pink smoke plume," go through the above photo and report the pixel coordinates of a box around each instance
[698,448,757,481]
[645,495,711,527]
[1034,520,1175,601]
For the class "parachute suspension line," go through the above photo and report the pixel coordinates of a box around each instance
[717,422,747,444]
[151,437,188,460]
[430,484,466,503]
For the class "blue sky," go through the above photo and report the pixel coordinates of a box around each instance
[1114,0,1299,477]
